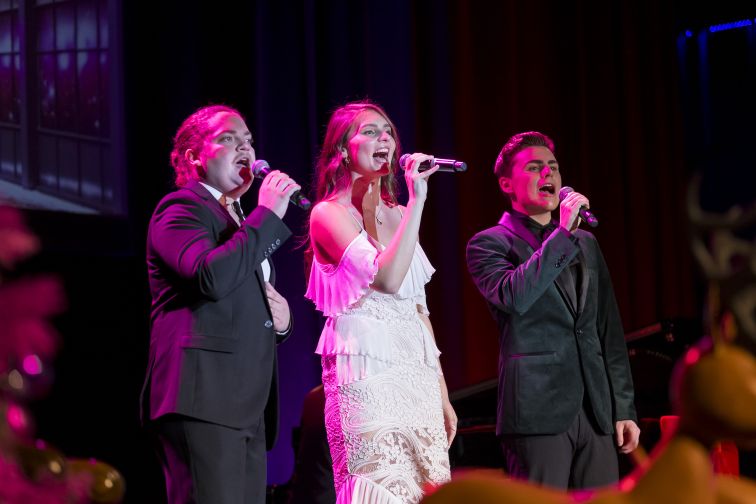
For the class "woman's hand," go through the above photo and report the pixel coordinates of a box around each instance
[402,152,439,203]
[443,396,458,448]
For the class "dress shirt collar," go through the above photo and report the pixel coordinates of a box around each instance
[199,182,236,204]
[500,209,557,241]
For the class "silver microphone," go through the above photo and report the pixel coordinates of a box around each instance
[398,154,467,173]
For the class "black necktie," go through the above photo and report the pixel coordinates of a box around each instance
[232,200,245,222]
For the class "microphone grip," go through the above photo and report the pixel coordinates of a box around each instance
[417,160,435,173]
[578,207,599,227]
[292,191,311,210]
[559,185,598,227]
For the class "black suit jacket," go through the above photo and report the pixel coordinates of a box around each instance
[466,212,636,436]
[141,181,292,449]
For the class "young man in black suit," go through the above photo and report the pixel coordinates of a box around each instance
[466,131,640,489]
[141,105,300,503]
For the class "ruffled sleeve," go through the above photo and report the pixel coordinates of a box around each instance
[305,232,379,317]
[397,242,435,313]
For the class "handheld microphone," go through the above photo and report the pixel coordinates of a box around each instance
[558,186,599,228]
[398,154,467,173]
[251,160,312,210]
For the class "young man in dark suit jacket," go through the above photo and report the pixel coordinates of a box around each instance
[141,105,300,503]
[466,131,640,489]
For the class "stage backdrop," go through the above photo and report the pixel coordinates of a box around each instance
[20,1,754,501]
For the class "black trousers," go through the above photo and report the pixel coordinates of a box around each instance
[153,414,267,504]
[500,405,618,490]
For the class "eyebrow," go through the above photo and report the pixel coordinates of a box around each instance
[360,122,391,129]
[215,129,253,140]
[525,159,557,165]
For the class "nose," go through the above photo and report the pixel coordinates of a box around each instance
[540,165,554,177]
[378,130,392,142]
[238,139,252,151]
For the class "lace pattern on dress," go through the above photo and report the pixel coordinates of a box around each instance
[323,353,450,504]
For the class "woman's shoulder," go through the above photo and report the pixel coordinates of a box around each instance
[310,199,365,265]
[310,199,351,224]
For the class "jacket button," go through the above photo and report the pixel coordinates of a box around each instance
[275,239,281,246]
[264,320,273,329]
[576,329,583,336]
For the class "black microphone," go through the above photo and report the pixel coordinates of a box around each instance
[558,186,599,228]
[251,160,312,210]
[398,154,467,173]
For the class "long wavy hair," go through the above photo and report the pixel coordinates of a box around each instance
[304,100,402,276]
[313,100,401,205]
[170,104,243,187]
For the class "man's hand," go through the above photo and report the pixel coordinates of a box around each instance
[258,170,301,219]
[265,282,291,333]
[559,190,590,232]
[615,419,641,454]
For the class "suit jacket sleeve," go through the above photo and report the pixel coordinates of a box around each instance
[150,193,291,301]
[466,226,581,315]
[593,238,637,422]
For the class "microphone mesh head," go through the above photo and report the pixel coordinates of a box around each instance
[399,154,410,168]
[558,186,573,202]
[251,159,270,177]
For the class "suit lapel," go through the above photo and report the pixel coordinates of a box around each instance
[498,213,541,253]
[554,268,578,318]
[190,181,275,318]
[499,212,578,318]
[576,240,590,317]
[255,266,273,317]
[188,181,237,228]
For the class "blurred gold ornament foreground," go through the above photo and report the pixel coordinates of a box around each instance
[422,341,756,504]
[67,458,126,503]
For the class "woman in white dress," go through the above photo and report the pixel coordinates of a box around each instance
[305,101,456,503]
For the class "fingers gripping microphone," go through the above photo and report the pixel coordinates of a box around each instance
[398,154,467,173]
[251,160,312,210]
[559,186,599,228]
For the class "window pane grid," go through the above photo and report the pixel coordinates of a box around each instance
[1,0,119,213]
[28,0,114,210]
[0,4,19,184]
[36,0,107,138]
[0,10,20,124]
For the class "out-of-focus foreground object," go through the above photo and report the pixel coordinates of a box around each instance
[0,204,125,503]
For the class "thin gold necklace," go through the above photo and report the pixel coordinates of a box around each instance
[348,202,383,226]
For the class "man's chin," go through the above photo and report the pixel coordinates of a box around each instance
[228,182,252,198]
[539,198,558,211]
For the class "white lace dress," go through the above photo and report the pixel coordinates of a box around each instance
[306,231,451,504]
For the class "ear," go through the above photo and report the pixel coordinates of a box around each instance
[184,149,204,177]
[498,176,513,196]
[184,148,202,166]
[339,148,348,159]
